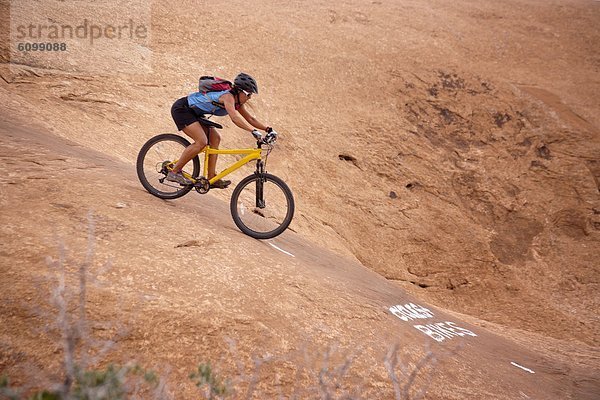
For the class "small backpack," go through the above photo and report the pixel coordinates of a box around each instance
[198,76,233,93]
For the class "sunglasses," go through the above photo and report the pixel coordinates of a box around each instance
[241,89,252,97]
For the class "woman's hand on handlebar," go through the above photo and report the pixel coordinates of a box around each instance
[263,130,278,144]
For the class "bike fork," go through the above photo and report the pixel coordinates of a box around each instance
[255,160,266,208]
[255,175,265,208]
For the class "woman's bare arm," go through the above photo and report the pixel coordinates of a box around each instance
[238,104,269,131]
[221,93,255,132]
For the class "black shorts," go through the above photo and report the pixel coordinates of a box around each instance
[171,96,204,131]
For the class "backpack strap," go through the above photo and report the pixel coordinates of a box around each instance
[211,91,240,110]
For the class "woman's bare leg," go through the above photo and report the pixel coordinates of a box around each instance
[207,127,221,179]
[171,122,208,172]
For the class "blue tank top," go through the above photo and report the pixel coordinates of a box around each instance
[187,90,230,116]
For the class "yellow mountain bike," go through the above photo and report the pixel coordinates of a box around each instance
[136,119,294,239]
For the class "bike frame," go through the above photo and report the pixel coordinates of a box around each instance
[180,146,262,185]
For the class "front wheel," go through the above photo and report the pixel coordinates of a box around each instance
[230,173,295,239]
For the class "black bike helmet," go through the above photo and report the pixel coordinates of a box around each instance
[234,72,258,94]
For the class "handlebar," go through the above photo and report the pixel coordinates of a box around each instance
[252,129,278,146]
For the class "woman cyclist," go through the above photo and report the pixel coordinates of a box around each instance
[167,72,276,189]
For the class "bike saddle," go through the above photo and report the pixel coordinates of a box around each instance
[198,118,223,130]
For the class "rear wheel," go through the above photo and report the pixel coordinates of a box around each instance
[136,134,200,199]
[230,173,295,239]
